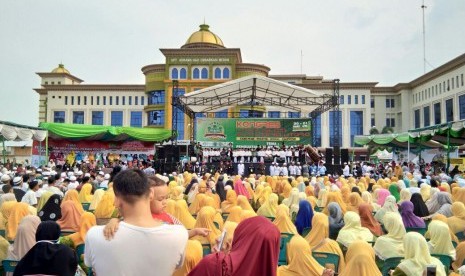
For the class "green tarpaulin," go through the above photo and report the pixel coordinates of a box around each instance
[354,133,444,149]
[39,122,172,142]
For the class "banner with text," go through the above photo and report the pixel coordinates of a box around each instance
[196,118,312,148]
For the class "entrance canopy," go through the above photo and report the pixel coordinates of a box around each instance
[174,75,334,115]
[0,120,46,142]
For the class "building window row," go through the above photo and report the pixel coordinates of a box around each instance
[413,74,464,104]
[385,98,395,108]
[148,90,165,105]
[54,110,143,127]
[342,94,366,105]
[171,66,231,80]
[64,95,145,106]
[413,98,457,128]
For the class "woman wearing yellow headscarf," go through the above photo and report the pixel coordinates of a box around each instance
[173,240,203,276]
[454,187,465,205]
[36,192,53,213]
[277,235,326,276]
[361,191,380,212]
[448,202,465,234]
[171,186,185,201]
[323,192,347,215]
[78,183,93,203]
[340,240,381,276]
[0,195,17,230]
[281,182,292,200]
[393,232,446,276]
[62,190,84,214]
[427,220,456,260]
[452,242,465,273]
[240,210,257,221]
[221,190,237,213]
[336,211,374,247]
[61,212,96,248]
[191,206,221,248]
[257,193,278,218]
[94,191,117,224]
[88,189,105,211]
[316,189,328,208]
[202,197,224,230]
[305,212,346,274]
[226,206,242,223]
[237,195,254,212]
[347,192,363,213]
[165,199,176,216]
[420,184,431,201]
[174,200,196,229]
[6,202,33,241]
[373,212,405,260]
[426,214,459,244]
[340,186,351,204]
[188,193,206,215]
[273,204,298,235]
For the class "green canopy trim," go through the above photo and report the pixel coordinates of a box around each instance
[39,122,173,142]
[354,133,444,149]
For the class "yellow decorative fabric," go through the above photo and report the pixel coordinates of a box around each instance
[340,240,381,276]
[273,204,298,235]
[277,235,324,276]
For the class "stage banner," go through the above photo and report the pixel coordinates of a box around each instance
[196,118,312,148]
[32,139,155,155]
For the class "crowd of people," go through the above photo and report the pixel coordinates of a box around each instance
[0,155,465,275]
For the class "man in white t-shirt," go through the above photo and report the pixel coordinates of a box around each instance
[85,169,188,276]
[21,180,39,207]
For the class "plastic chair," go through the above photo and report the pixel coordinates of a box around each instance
[278,233,294,266]
[314,207,324,212]
[2,259,19,273]
[201,243,211,256]
[405,227,427,235]
[380,257,403,276]
[456,231,465,241]
[431,254,452,275]
[453,240,458,248]
[312,252,340,272]
[221,213,230,221]
[302,227,312,237]
[265,216,275,222]
[0,229,5,238]
[82,203,91,211]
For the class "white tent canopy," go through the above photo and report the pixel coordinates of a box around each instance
[176,75,333,114]
[0,121,46,142]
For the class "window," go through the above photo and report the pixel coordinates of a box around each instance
[45,81,48,85]
[97,96,100,105]
[193,68,200,79]
[141,96,145,105]
[109,96,113,105]
[215,109,228,118]
[215,68,221,79]
[462,74,464,86]
[448,79,450,91]
[201,68,208,79]
[148,110,165,126]
[268,111,280,118]
[103,96,106,105]
[148,91,165,105]
[180,68,187,79]
[386,98,395,108]
[423,106,430,127]
[73,111,84,124]
[288,112,301,118]
[65,96,68,105]
[370,98,375,108]
[71,96,74,105]
[414,109,420,129]
[329,111,342,147]
[371,117,375,128]
[348,95,351,104]
[350,111,363,146]
[77,96,81,105]
[171,68,178,79]
[459,95,465,120]
[84,96,87,105]
[92,111,104,125]
[128,96,132,105]
[53,111,65,123]
[362,95,365,104]
[446,99,454,122]
[122,96,125,105]
[439,83,442,93]
[313,114,321,147]
[339,95,344,104]
[135,96,138,105]
[130,111,143,127]
[223,68,230,78]
[452,78,455,90]
[116,96,119,105]
[111,111,123,127]
[386,118,395,127]
[91,96,94,105]
[354,95,358,104]
[434,102,441,125]
[58,81,61,85]
[457,76,460,88]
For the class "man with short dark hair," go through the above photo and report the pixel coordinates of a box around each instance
[85,169,188,276]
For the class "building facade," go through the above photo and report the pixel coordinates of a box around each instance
[34,24,465,149]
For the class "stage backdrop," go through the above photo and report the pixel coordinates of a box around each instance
[196,118,312,148]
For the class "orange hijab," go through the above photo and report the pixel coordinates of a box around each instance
[347,192,363,213]
[62,190,84,214]
[57,201,82,231]
[68,212,96,246]
[359,203,383,236]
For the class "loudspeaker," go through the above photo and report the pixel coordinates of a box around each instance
[325,148,333,164]
[333,146,340,165]
[156,147,165,160]
[341,149,349,164]
[188,145,195,156]
[164,145,180,162]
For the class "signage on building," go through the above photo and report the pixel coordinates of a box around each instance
[196,118,312,148]
[169,57,231,63]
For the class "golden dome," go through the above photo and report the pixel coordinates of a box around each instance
[183,24,224,48]
[51,63,70,74]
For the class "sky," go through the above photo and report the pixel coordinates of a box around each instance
[1,0,464,126]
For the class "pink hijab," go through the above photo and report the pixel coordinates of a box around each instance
[234,180,251,199]
[376,189,391,206]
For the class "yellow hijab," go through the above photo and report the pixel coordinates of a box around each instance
[237,195,254,211]
[89,189,105,211]
[340,240,381,276]
[166,199,176,216]
[78,183,93,203]
[347,192,363,213]
[192,206,221,247]
[257,193,278,218]
[336,211,374,247]
[62,190,84,214]
[277,235,324,276]
[226,206,243,223]
[36,192,53,212]
[173,240,203,276]
[448,201,465,234]
[69,212,96,247]
[174,200,196,229]
[373,212,405,260]
[94,191,115,219]
[7,202,32,241]
[273,204,298,235]
[221,190,237,213]
[427,220,456,259]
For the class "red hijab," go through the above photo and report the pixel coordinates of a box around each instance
[188,216,280,276]
[234,179,250,199]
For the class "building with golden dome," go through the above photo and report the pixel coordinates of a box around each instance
[34,24,465,153]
